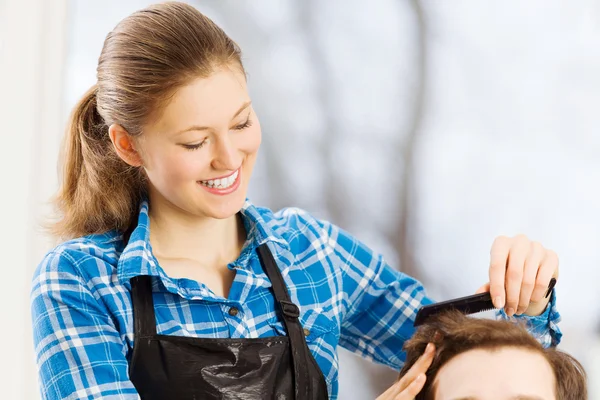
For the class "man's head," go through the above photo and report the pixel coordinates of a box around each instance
[399,311,586,400]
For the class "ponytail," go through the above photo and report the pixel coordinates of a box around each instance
[50,85,146,239]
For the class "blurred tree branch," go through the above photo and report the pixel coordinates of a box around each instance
[392,0,427,280]
[297,0,346,228]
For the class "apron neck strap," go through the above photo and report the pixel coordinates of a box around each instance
[256,243,311,399]
[130,275,158,336]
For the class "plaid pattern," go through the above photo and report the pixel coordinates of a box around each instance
[31,200,562,399]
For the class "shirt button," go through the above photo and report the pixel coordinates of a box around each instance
[228,307,239,317]
[303,328,310,337]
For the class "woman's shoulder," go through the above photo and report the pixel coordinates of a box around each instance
[248,202,342,246]
[251,203,327,231]
[32,230,123,286]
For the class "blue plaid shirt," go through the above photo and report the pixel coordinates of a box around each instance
[31,200,561,400]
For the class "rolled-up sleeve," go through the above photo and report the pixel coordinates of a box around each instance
[499,289,562,348]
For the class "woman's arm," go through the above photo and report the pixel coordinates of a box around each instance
[309,218,431,370]
[31,251,139,400]
[313,219,562,371]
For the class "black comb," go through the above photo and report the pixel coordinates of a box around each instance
[413,278,557,327]
[414,292,495,327]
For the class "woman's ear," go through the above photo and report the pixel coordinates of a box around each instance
[108,124,143,167]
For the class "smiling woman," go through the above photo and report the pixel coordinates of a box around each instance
[110,70,261,223]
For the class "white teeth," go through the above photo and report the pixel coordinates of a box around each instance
[200,170,239,189]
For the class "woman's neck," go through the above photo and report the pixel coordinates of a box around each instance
[147,197,246,269]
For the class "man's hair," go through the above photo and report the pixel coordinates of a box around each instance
[399,310,586,399]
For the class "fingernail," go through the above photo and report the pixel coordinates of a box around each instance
[494,296,504,309]
[426,343,434,354]
[506,307,515,316]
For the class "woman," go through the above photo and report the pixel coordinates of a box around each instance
[384,310,585,400]
[31,2,561,399]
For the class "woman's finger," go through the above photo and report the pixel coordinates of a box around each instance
[516,241,544,314]
[377,343,434,399]
[475,282,490,294]
[489,236,510,309]
[379,371,428,400]
[530,250,558,303]
[395,374,426,400]
[397,343,435,391]
[504,235,529,316]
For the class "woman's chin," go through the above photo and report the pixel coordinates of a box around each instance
[199,195,246,220]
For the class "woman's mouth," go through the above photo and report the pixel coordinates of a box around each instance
[198,169,241,194]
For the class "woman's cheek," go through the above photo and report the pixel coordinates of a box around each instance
[165,153,205,182]
[242,125,262,153]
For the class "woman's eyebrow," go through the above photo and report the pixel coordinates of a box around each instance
[171,100,252,136]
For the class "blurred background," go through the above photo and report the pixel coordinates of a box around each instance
[1,0,599,398]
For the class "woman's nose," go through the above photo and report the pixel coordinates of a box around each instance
[210,137,239,171]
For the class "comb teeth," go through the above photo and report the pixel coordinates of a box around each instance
[414,292,496,327]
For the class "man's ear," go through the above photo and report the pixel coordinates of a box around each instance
[108,124,143,167]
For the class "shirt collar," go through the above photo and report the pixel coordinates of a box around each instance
[238,200,290,250]
[116,199,289,286]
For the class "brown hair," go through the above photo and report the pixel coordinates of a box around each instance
[399,311,586,400]
[51,2,243,239]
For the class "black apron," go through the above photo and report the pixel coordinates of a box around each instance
[128,243,329,400]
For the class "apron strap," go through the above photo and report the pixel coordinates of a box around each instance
[130,275,158,337]
[256,243,310,400]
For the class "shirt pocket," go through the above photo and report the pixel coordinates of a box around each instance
[269,308,339,391]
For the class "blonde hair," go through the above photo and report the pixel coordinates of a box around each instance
[51,2,243,239]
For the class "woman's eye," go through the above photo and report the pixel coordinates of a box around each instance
[182,140,206,151]
[233,119,253,131]
[180,119,251,150]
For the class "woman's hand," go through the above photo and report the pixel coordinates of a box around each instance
[376,343,435,400]
[476,235,559,317]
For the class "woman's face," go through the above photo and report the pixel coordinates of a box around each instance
[138,67,261,219]
[433,347,556,400]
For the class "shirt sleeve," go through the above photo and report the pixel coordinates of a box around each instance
[31,251,140,400]
[314,219,562,371]
[498,289,562,348]
[314,219,432,370]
